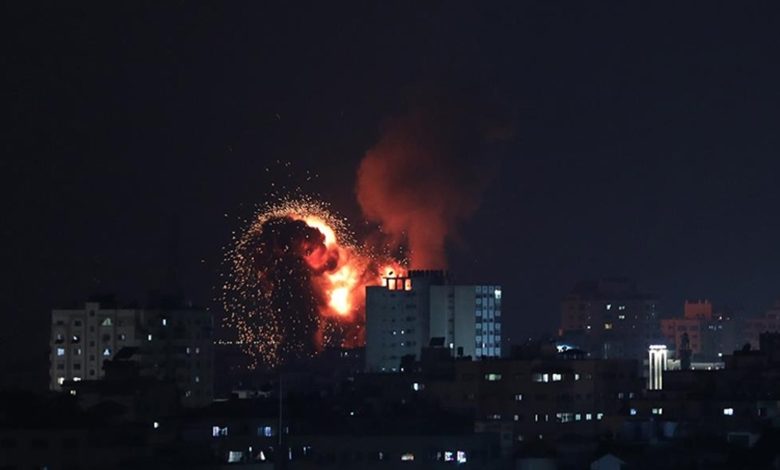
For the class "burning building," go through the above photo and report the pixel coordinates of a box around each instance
[365,270,503,372]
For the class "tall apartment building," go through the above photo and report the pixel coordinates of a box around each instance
[50,301,214,407]
[559,278,660,360]
[365,270,502,372]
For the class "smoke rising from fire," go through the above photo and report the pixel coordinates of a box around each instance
[356,102,505,268]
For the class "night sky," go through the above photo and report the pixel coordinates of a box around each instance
[4,2,780,387]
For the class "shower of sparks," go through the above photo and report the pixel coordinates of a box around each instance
[222,195,404,368]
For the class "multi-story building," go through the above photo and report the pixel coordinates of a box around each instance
[50,302,142,389]
[559,278,660,360]
[660,300,742,361]
[365,270,502,372]
[743,301,780,348]
[50,301,214,407]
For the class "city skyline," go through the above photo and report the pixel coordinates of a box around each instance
[4,3,780,385]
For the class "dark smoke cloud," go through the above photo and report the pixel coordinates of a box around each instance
[242,217,325,359]
[356,98,511,268]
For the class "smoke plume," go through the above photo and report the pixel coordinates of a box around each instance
[356,101,506,268]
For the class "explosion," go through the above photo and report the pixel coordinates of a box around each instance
[223,196,403,367]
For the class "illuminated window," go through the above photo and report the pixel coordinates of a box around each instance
[484,373,502,381]
[551,373,563,382]
[585,413,592,421]
[228,451,243,463]
[400,452,414,461]
[514,394,523,401]
[494,288,502,300]
[102,347,111,357]
[258,426,273,437]
[444,451,454,462]
[71,335,80,344]
[56,348,65,357]
[147,334,153,341]
[652,408,663,415]
[723,408,734,416]
[412,382,424,391]
[532,373,549,382]
[212,426,228,437]
[57,377,65,385]
[630,408,637,416]
[100,318,112,326]
[597,413,604,420]
[606,304,612,310]
[457,451,467,464]
[161,318,167,326]
[604,323,613,330]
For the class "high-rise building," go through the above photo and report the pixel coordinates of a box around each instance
[50,301,214,407]
[365,271,502,372]
[559,279,660,360]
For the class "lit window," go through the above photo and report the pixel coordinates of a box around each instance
[484,373,502,381]
[102,347,112,357]
[153,421,160,429]
[575,413,581,421]
[606,304,612,310]
[212,426,228,437]
[652,408,663,415]
[56,348,65,357]
[551,373,563,382]
[228,451,243,463]
[161,318,167,326]
[57,377,65,385]
[514,414,519,421]
[494,289,502,300]
[723,408,734,416]
[604,323,613,330]
[618,392,624,399]
[400,452,414,461]
[412,382,424,391]
[574,373,580,381]
[597,413,604,420]
[71,335,80,344]
[514,394,523,401]
[444,451,454,462]
[72,377,81,382]
[147,334,153,341]
[585,413,592,421]
[457,451,467,464]
[532,373,549,382]
[618,314,626,320]
[630,408,637,416]
[195,347,200,354]
[195,376,200,383]
[258,426,273,437]
[100,318,112,326]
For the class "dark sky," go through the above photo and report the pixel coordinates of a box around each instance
[3,2,780,385]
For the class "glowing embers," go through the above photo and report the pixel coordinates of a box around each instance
[222,197,405,367]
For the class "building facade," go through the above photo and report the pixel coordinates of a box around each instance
[50,301,214,407]
[365,271,502,372]
[559,278,660,360]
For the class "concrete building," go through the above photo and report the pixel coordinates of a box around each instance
[365,270,502,372]
[50,301,214,407]
[559,279,660,360]
[50,302,142,390]
[743,300,780,348]
[660,300,741,361]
